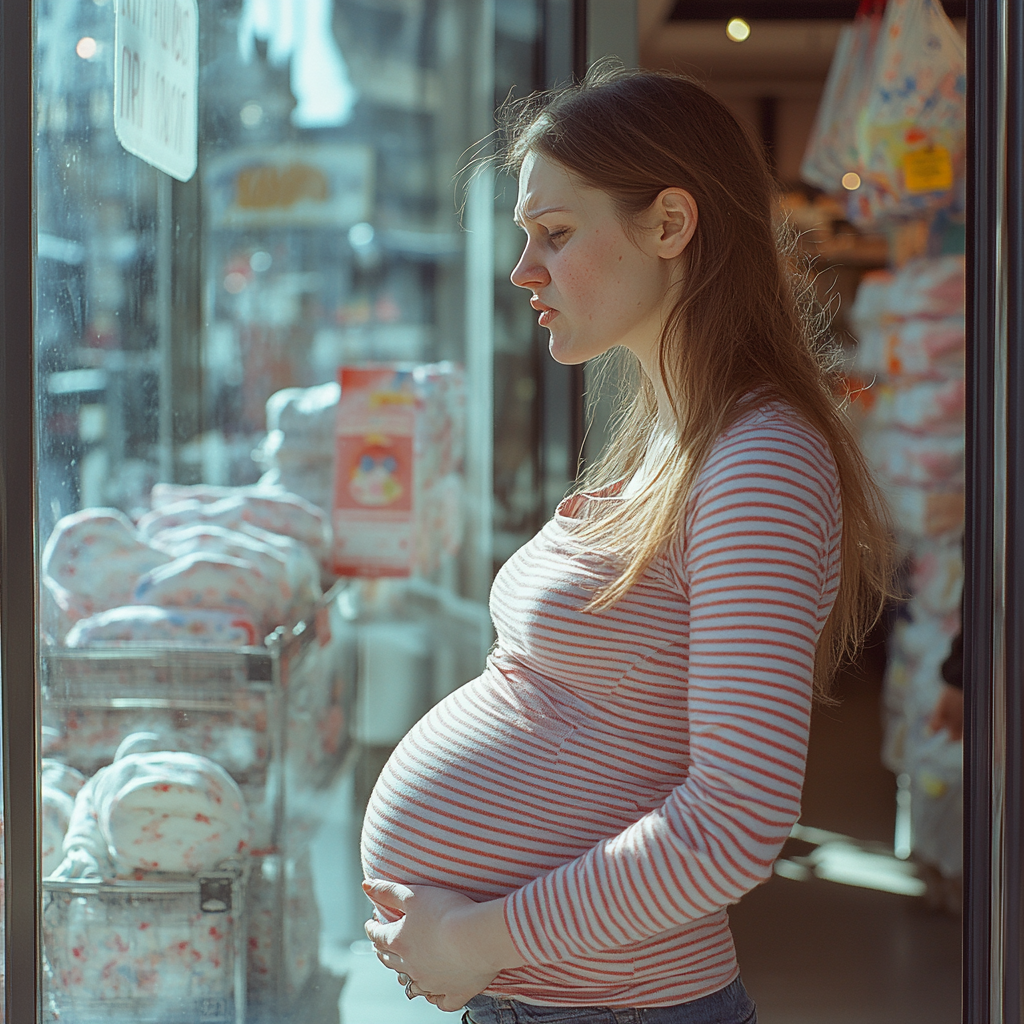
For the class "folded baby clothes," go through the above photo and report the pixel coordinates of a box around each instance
[65,605,261,648]
[53,750,248,879]
[133,553,276,632]
[42,509,171,617]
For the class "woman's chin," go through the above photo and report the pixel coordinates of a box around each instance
[547,331,593,366]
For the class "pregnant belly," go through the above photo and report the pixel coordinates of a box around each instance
[359,671,644,902]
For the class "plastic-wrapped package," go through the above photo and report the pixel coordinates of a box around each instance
[41,574,94,642]
[42,760,88,800]
[886,255,967,320]
[849,268,896,329]
[860,429,964,486]
[42,509,171,618]
[237,492,331,566]
[884,484,964,538]
[42,761,88,879]
[65,605,262,648]
[255,382,341,512]
[52,750,248,880]
[134,553,277,631]
[850,0,966,226]
[150,524,299,622]
[910,538,964,616]
[858,376,964,433]
[247,851,321,999]
[42,785,76,879]
[881,605,957,773]
[852,317,964,379]
[801,7,885,193]
[144,488,332,569]
[43,870,244,1022]
[137,496,247,539]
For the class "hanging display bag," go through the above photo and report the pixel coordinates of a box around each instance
[800,0,885,194]
[851,0,966,226]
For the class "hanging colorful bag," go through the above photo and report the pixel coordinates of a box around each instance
[850,0,966,226]
[800,0,885,194]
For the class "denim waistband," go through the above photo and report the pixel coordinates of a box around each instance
[462,976,756,1024]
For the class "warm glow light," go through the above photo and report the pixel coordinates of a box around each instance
[842,171,862,191]
[726,18,751,42]
[76,36,98,59]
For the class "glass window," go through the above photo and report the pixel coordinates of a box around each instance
[34,1,498,1019]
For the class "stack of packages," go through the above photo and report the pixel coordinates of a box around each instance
[803,0,966,904]
[38,487,333,1012]
[42,742,249,1019]
[256,362,466,578]
[847,258,965,897]
[256,381,341,514]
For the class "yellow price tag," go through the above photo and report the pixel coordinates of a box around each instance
[903,146,954,194]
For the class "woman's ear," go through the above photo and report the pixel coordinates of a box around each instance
[652,188,697,259]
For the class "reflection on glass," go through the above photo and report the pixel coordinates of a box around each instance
[35,0,496,1020]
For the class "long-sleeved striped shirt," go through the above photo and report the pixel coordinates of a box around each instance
[361,401,843,1007]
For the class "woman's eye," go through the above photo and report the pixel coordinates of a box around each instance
[547,228,568,244]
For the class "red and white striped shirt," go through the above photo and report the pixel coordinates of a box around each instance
[361,402,842,1006]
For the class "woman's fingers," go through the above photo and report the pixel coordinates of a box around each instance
[363,917,394,948]
[362,878,415,911]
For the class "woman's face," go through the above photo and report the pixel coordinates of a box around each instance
[510,151,687,366]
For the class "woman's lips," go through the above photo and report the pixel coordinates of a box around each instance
[530,297,558,327]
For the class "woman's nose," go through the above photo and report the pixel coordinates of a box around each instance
[510,245,549,290]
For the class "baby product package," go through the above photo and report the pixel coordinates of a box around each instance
[330,363,464,578]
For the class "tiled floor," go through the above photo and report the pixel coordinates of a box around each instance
[312,648,961,1024]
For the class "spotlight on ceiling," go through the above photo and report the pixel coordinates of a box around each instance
[726,17,751,42]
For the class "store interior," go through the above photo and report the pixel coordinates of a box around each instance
[27,1,965,1022]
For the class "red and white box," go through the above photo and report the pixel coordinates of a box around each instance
[330,363,464,578]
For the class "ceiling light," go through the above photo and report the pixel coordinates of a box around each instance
[76,37,98,60]
[842,171,862,191]
[726,18,751,42]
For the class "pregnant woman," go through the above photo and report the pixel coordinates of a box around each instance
[361,65,894,1023]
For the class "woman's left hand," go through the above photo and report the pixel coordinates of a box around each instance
[363,879,504,1012]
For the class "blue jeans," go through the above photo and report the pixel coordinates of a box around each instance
[462,976,757,1024]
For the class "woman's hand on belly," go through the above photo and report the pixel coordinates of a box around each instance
[363,878,526,1012]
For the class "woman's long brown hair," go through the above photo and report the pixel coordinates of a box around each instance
[498,62,896,700]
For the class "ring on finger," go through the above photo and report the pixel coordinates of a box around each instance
[405,980,416,999]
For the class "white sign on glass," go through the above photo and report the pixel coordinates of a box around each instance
[114,0,199,182]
